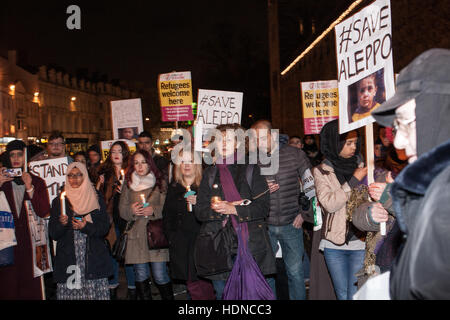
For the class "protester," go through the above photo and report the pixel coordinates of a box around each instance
[371,48,450,299]
[195,123,276,299]
[95,141,136,299]
[302,135,323,167]
[162,150,215,300]
[312,119,367,300]
[46,131,73,162]
[87,144,102,183]
[0,140,51,299]
[137,131,169,187]
[49,162,112,300]
[289,135,304,149]
[119,150,173,300]
[74,151,87,165]
[251,120,313,300]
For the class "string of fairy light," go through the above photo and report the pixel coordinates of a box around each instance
[280,0,364,76]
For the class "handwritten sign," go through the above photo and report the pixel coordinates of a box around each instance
[111,98,143,140]
[29,157,69,203]
[334,0,395,133]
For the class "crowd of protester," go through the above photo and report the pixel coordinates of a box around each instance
[0,49,449,300]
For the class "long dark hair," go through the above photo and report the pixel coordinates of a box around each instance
[97,141,130,180]
[126,149,162,189]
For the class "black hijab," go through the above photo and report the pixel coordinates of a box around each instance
[320,120,361,184]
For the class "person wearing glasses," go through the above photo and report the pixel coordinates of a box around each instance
[46,131,73,163]
[49,162,112,300]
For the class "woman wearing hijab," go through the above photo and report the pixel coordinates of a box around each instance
[119,150,172,300]
[312,120,367,300]
[0,140,50,300]
[195,123,276,300]
[302,135,323,167]
[49,162,112,300]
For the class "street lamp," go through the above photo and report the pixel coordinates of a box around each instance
[71,96,76,101]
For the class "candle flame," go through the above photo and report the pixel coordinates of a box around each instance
[140,194,146,204]
[61,191,66,199]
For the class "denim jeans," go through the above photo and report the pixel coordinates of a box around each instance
[108,225,136,289]
[267,224,306,300]
[323,248,365,300]
[212,280,226,300]
[134,262,171,285]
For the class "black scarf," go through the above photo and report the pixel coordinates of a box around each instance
[320,120,361,185]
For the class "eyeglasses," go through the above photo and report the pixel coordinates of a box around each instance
[67,173,83,178]
[392,117,416,136]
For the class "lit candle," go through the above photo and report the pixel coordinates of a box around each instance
[186,185,192,212]
[120,169,125,184]
[24,147,27,172]
[60,191,66,216]
[140,193,146,205]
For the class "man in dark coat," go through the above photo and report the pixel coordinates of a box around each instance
[0,140,51,299]
[371,48,450,299]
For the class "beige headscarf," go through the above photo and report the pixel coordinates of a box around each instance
[65,162,100,221]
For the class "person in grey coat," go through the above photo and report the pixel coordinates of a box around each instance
[251,120,314,300]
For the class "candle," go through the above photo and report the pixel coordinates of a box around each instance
[120,169,125,183]
[186,185,192,212]
[380,222,386,236]
[60,191,66,216]
[211,196,221,204]
[140,193,146,205]
[24,147,27,172]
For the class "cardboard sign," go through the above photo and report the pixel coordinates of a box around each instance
[194,89,243,151]
[301,80,339,134]
[100,139,137,161]
[334,0,395,134]
[111,98,144,140]
[158,71,194,122]
[28,157,69,203]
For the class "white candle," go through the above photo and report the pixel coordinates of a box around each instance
[140,193,146,205]
[380,222,386,236]
[60,191,66,216]
[24,147,27,172]
[186,185,192,212]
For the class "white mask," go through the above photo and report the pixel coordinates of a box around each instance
[394,99,417,163]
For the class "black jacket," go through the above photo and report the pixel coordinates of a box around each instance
[389,139,450,299]
[162,182,201,281]
[49,192,113,283]
[260,145,312,226]
[195,163,276,280]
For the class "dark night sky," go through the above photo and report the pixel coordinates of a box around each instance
[0,1,270,126]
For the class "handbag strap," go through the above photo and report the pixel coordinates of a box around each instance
[124,220,135,233]
[230,215,249,254]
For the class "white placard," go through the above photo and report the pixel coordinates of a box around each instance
[335,0,395,134]
[111,98,144,140]
[194,89,243,152]
[28,157,69,203]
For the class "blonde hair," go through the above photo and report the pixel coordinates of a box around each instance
[173,150,203,188]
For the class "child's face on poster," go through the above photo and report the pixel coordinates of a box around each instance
[122,128,134,140]
[357,77,377,110]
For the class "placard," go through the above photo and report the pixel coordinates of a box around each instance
[111,98,143,140]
